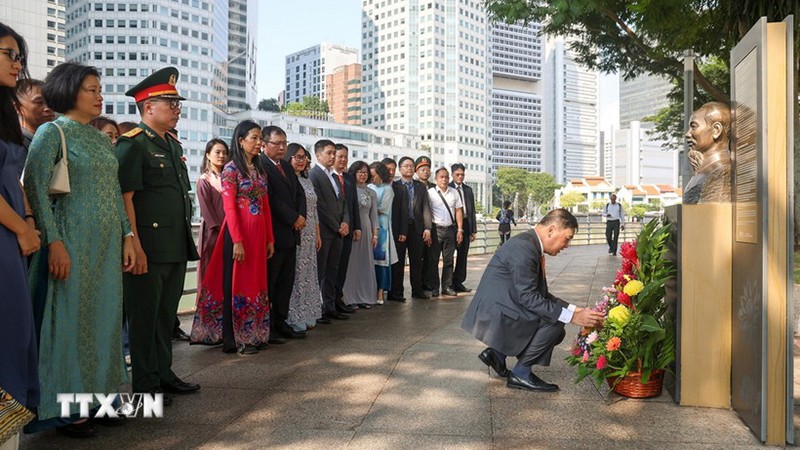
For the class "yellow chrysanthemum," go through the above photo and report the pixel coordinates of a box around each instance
[623,279,645,297]
[607,305,631,326]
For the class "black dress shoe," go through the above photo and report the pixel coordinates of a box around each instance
[388,295,407,302]
[431,290,440,297]
[276,324,307,339]
[506,372,559,392]
[161,378,200,395]
[454,284,472,293]
[440,288,458,296]
[412,291,431,300]
[173,327,190,341]
[268,335,287,344]
[57,421,96,438]
[478,348,509,378]
[316,317,332,325]
[323,312,349,320]
[239,344,259,355]
[336,302,357,314]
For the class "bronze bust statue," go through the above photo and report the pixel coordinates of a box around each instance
[683,101,732,204]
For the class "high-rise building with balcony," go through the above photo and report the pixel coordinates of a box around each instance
[284,43,358,105]
[489,21,543,175]
[326,63,362,125]
[64,0,232,218]
[226,0,257,112]
[360,0,491,208]
[2,1,66,80]
[542,36,599,184]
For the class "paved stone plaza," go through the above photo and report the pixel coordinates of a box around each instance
[22,245,792,449]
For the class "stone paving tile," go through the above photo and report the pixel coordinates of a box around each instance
[349,431,492,449]
[360,393,492,437]
[200,429,356,450]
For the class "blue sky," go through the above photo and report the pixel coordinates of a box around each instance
[257,0,363,100]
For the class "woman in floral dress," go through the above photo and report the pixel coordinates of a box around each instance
[286,143,322,331]
[196,138,228,288]
[191,121,274,355]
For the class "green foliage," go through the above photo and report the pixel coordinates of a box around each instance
[590,199,606,211]
[628,205,648,219]
[257,98,280,112]
[281,96,330,115]
[558,191,585,209]
[495,167,530,201]
[526,172,559,206]
[566,218,676,388]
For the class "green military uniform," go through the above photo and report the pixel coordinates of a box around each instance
[115,67,199,394]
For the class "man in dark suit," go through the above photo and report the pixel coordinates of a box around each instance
[260,125,307,340]
[461,209,604,392]
[333,144,360,313]
[382,157,408,302]
[394,156,433,300]
[308,139,349,321]
[415,156,438,296]
[450,163,477,293]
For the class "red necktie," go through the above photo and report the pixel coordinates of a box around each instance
[337,174,346,196]
[541,254,546,279]
[275,162,285,177]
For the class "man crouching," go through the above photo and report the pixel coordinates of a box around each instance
[461,208,604,392]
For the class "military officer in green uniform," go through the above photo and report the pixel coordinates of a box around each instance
[116,67,200,405]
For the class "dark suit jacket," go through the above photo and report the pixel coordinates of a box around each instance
[400,179,432,232]
[260,154,306,248]
[341,171,361,233]
[460,230,568,356]
[450,182,477,234]
[389,180,409,239]
[309,164,348,240]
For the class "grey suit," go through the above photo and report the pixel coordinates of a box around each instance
[461,230,569,366]
[309,164,348,315]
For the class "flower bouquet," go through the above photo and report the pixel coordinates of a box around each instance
[566,218,676,397]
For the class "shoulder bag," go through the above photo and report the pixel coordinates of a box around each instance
[48,122,70,195]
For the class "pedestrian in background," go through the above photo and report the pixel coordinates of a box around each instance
[496,200,516,246]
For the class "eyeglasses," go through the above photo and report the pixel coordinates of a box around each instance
[155,99,182,110]
[356,170,369,175]
[0,48,25,66]
[268,141,288,147]
[292,154,308,161]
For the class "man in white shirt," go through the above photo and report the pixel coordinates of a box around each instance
[602,193,625,256]
[427,167,464,296]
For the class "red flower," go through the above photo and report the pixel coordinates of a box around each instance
[620,258,634,274]
[596,355,607,369]
[571,346,582,356]
[620,241,638,264]
[617,292,632,308]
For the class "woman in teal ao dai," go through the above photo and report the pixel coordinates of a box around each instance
[24,63,134,428]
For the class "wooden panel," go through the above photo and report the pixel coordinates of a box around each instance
[764,21,788,445]
[679,203,732,408]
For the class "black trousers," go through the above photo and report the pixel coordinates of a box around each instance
[453,220,471,287]
[422,225,439,292]
[335,235,354,303]
[317,235,342,315]
[515,320,567,368]
[605,219,621,255]
[392,221,425,297]
[268,245,297,330]
[434,225,457,291]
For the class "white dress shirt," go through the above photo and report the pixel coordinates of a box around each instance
[427,186,462,226]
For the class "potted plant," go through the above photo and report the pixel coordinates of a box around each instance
[566,218,676,398]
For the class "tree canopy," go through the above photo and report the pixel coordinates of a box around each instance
[258,98,280,112]
[281,96,330,117]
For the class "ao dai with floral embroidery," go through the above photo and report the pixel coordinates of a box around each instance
[191,162,274,347]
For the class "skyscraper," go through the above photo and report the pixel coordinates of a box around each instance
[226,0,258,112]
[489,21,544,174]
[284,43,358,105]
[542,36,599,184]
[326,63,362,125]
[2,1,66,80]
[618,73,672,127]
[64,0,231,217]
[360,0,490,207]
[614,121,678,186]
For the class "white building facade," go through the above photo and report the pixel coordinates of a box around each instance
[489,21,544,174]
[284,43,358,105]
[2,0,66,80]
[613,121,678,187]
[360,0,491,211]
[618,73,672,127]
[64,0,231,192]
[542,36,599,184]
[226,0,258,112]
